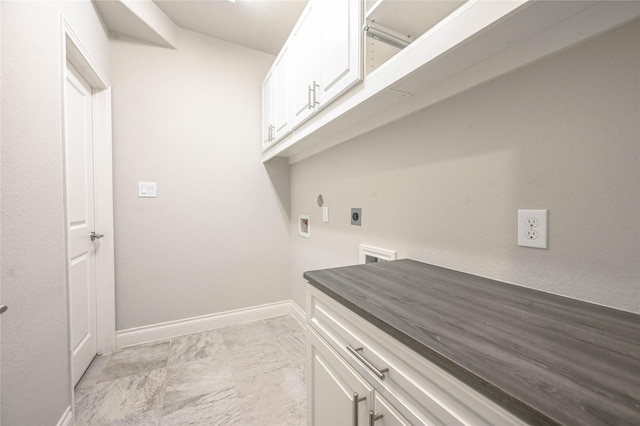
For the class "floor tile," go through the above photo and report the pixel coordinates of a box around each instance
[221,320,275,351]
[99,341,170,383]
[228,341,290,383]
[75,368,166,426]
[74,314,309,425]
[164,356,234,406]
[278,332,306,380]
[161,386,244,426]
[235,366,306,426]
[103,408,162,426]
[265,315,304,338]
[168,329,225,367]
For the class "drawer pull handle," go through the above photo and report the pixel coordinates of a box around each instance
[352,392,366,426]
[369,410,383,426]
[347,345,389,380]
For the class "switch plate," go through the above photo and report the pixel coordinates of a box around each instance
[351,208,362,226]
[138,182,157,198]
[518,209,548,249]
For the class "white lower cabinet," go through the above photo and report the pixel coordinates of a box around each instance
[306,284,528,426]
[309,330,372,426]
[309,329,423,426]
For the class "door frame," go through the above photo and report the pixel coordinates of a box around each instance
[61,15,115,381]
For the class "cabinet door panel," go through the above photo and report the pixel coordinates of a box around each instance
[274,43,291,139]
[319,0,362,105]
[310,330,372,426]
[291,2,320,128]
[261,70,274,149]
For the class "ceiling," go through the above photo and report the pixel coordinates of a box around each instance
[153,0,308,55]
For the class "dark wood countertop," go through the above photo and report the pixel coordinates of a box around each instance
[303,259,640,425]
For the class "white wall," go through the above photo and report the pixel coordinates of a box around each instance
[1,1,110,423]
[110,29,291,330]
[290,20,640,314]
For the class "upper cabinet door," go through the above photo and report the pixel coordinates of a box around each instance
[273,42,292,139]
[318,0,363,106]
[291,2,320,129]
[261,69,274,149]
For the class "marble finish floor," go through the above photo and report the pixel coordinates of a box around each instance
[75,315,306,426]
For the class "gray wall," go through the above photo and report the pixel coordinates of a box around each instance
[290,20,640,314]
[1,1,110,423]
[110,29,291,330]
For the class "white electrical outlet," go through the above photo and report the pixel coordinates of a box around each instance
[518,209,548,249]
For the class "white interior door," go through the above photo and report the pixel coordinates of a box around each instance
[65,60,98,387]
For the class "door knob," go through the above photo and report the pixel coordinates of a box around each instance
[0,305,8,315]
[90,232,104,241]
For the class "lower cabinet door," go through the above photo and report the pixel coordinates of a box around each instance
[309,329,373,426]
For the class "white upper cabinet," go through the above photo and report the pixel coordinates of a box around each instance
[273,42,292,140]
[261,42,293,149]
[292,0,363,125]
[261,68,274,149]
[291,2,320,129]
[262,0,640,162]
[317,0,363,106]
[262,0,363,150]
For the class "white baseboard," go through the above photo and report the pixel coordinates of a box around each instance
[116,300,305,348]
[57,406,73,426]
[289,300,306,326]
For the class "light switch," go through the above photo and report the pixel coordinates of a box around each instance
[322,206,329,223]
[139,182,157,198]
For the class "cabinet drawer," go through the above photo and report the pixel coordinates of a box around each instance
[306,284,527,426]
